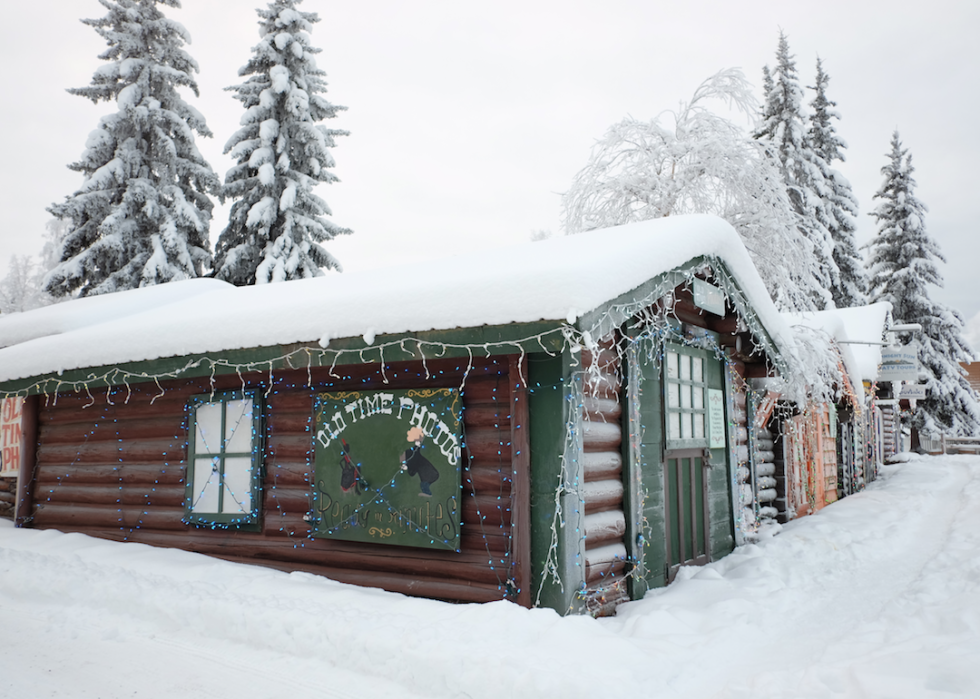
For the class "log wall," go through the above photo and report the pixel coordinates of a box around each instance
[24,355,530,606]
[580,340,629,616]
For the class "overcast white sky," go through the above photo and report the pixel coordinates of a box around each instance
[1,1,977,337]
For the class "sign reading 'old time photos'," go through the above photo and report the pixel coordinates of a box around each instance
[312,389,462,551]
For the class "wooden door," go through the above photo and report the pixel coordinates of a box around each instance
[664,448,709,580]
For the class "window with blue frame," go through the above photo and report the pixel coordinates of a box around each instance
[184,390,263,528]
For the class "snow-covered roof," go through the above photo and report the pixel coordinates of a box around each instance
[0,214,795,385]
[784,303,892,402]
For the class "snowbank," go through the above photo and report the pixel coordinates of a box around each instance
[3,454,980,698]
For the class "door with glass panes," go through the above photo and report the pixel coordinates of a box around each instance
[663,346,711,580]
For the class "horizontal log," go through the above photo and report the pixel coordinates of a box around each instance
[264,510,514,550]
[263,461,313,487]
[583,397,622,422]
[39,398,188,429]
[35,463,185,486]
[463,405,512,429]
[583,578,629,617]
[267,411,314,436]
[36,438,185,465]
[214,556,510,604]
[0,490,15,505]
[582,480,624,514]
[463,428,511,461]
[39,415,186,445]
[34,483,185,508]
[32,502,188,531]
[267,435,313,461]
[460,376,511,404]
[585,557,628,585]
[583,452,623,482]
[582,373,621,399]
[584,511,626,547]
[582,421,622,452]
[268,391,315,412]
[463,462,514,493]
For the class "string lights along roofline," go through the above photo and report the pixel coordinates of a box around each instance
[0,214,796,386]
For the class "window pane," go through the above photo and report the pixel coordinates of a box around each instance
[224,399,255,454]
[221,457,253,514]
[668,383,679,408]
[681,385,692,409]
[195,403,222,454]
[192,456,221,513]
[694,414,705,439]
[668,412,680,440]
[680,355,691,381]
[692,357,703,382]
[693,387,704,410]
[682,413,692,439]
[666,352,678,379]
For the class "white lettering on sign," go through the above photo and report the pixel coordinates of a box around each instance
[0,397,24,477]
[316,393,461,465]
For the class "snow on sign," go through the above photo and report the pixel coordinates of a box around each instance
[312,389,462,551]
[693,278,726,316]
[1,397,23,476]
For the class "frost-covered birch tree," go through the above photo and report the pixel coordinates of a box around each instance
[214,0,350,285]
[45,0,220,298]
[866,132,980,436]
[755,33,839,310]
[807,59,867,308]
[561,69,816,312]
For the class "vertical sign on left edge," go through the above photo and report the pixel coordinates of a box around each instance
[312,389,462,551]
[0,397,23,477]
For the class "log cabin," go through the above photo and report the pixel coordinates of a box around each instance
[0,214,800,616]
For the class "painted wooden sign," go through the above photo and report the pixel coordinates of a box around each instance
[312,389,462,550]
[0,397,23,477]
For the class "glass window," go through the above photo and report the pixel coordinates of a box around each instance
[185,391,263,528]
[664,348,710,449]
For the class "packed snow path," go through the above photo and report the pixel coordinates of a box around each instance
[2,455,979,698]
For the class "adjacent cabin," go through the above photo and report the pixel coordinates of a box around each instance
[732,304,892,535]
[0,214,799,616]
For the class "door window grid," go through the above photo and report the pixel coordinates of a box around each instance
[665,350,707,447]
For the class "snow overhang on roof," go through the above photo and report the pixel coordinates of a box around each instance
[784,302,892,403]
[0,214,796,388]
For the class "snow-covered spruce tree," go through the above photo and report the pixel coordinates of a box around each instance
[807,58,867,308]
[45,0,220,298]
[755,33,839,310]
[866,132,980,436]
[214,0,350,285]
[561,69,816,312]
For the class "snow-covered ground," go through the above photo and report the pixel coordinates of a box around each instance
[3,454,979,698]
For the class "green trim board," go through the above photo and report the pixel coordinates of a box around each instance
[0,321,565,396]
[184,390,264,529]
[311,388,463,551]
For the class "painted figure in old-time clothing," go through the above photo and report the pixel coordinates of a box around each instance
[401,426,440,496]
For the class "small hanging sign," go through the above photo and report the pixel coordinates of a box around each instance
[693,279,726,317]
[312,388,462,551]
[707,388,726,449]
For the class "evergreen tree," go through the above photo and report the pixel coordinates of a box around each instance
[867,132,980,436]
[45,0,220,297]
[755,33,838,310]
[214,0,350,285]
[807,58,867,308]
